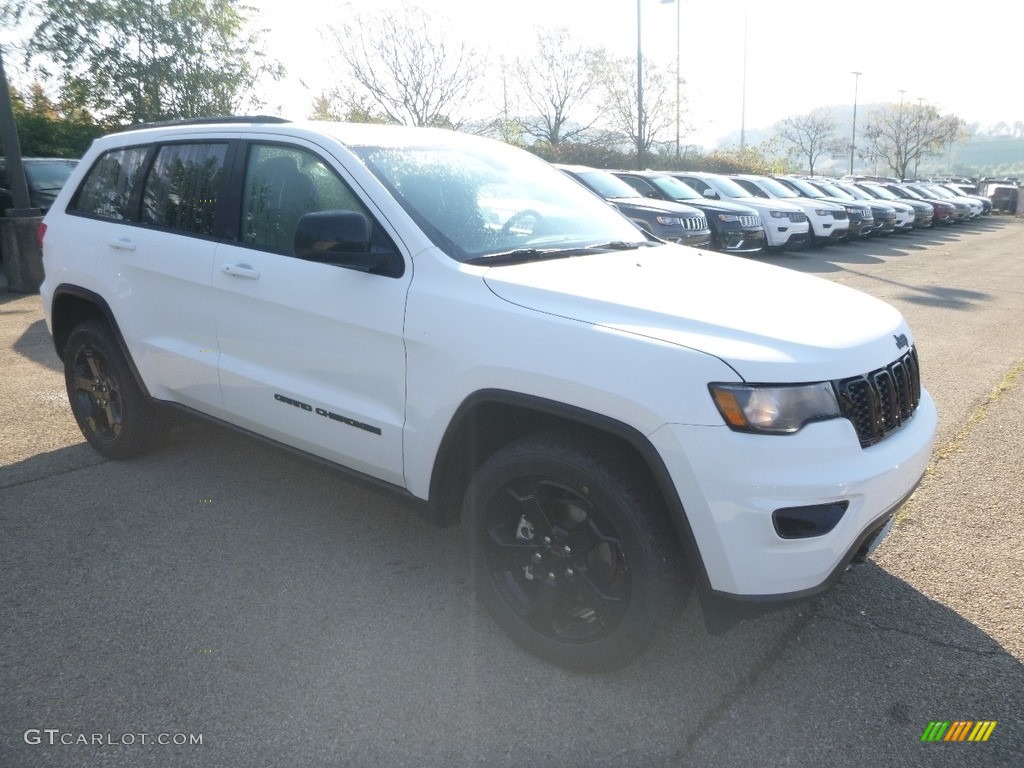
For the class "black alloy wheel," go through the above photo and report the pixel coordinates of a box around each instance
[463,434,686,671]
[64,320,157,459]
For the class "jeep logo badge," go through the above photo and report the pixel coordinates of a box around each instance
[894,333,909,350]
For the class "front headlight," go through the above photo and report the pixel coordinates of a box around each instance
[814,208,832,217]
[844,206,859,215]
[655,215,683,226]
[708,382,841,434]
[717,214,740,222]
[769,210,787,219]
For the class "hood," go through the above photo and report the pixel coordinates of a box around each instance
[786,197,843,211]
[483,246,910,383]
[683,198,759,216]
[724,195,804,213]
[822,197,872,212]
[608,197,703,216]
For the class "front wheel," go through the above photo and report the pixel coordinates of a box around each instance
[462,434,686,671]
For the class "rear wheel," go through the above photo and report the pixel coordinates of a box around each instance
[463,433,686,671]
[63,320,159,459]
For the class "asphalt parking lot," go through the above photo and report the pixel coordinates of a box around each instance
[2,217,1023,767]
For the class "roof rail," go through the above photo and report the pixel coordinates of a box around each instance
[115,115,291,132]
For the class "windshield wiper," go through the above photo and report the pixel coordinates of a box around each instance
[464,240,657,266]
[584,240,654,251]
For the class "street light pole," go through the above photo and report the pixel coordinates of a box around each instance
[740,3,748,150]
[661,0,680,161]
[849,71,862,175]
[636,0,644,169]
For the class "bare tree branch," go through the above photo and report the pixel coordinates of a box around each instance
[863,103,967,178]
[328,6,483,128]
[773,108,845,176]
[513,28,601,146]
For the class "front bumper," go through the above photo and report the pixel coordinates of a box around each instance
[649,388,937,597]
[847,217,874,237]
[717,225,765,253]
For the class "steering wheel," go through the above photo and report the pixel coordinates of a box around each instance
[501,209,544,236]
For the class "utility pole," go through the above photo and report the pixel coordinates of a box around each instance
[849,71,862,175]
[636,0,645,169]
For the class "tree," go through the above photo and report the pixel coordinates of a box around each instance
[773,108,845,176]
[597,53,675,165]
[862,102,967,179]
[513,28,601,146]
[5,82,103,156]
[327,5,483,128]
[3,0,282,124]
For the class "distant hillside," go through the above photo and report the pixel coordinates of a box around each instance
[713,105,1024,177]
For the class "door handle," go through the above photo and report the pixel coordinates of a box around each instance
[107,238,136,251]
[222,264,261,279]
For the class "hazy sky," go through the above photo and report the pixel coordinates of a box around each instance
[251,0,1022,146]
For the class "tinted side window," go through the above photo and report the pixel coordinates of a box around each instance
[71,146,149,220]
[241,144,370,253]
[142,143,227,236]
[683,178,709,195]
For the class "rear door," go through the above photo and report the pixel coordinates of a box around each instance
[65,141,228,409]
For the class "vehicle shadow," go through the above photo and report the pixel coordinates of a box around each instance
[11,317,63,373]
[2,421,1020,767]
[750,232,994,311]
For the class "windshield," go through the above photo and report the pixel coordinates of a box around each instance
[24,160,78,191]
[864,184,898,200]
[837,183,873,201]
[924,184,955,199]
[812,181,853,200]
[353,145,644,262]
[702,175,756,199]
[754,177,799,198]
[781,178,825,198]
[648,175,702,201]
[573,169,644,199]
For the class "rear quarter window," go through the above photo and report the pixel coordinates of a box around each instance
[70,146,149,221]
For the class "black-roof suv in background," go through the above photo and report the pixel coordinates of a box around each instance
[614,171,764,254]
[0,158,79,217]
[556,165,712,248]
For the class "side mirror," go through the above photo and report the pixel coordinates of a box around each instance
[703,189,720,200]
[293,210,388,272]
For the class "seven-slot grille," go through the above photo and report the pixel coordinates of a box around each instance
[832,210,848,220]
[682,215,708,231]
[834,347,921,448]
[739,214,760,227]
[787,212,808,223]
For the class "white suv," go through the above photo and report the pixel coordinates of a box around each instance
[730,174,851,245]
[672,172,811,252]
[39,118,936,671]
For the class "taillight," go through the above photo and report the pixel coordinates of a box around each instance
[36,221,47,250]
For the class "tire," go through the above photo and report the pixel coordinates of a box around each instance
[462,433,687,671]
[63,319,158,459]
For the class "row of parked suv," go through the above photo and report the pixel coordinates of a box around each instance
[555,165,994,256]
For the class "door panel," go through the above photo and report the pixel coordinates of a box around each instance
[213,142,409,485]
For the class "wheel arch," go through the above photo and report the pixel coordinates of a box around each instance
[428,389,711,591]
[49,284,152,398]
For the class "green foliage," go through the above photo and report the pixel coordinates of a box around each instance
[5,84,102,157]
[5,0,282,124]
